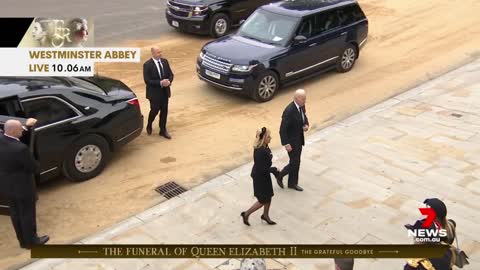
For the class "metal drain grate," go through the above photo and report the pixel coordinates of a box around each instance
[451,113,463,118]
[155,181,187,199]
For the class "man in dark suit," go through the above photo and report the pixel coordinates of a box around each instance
[143,46,174,139]
[277,89,309,191]
[0,119,49,249]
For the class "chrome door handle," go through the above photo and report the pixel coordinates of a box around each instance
[341,32,347,36]
[308,43,317,47]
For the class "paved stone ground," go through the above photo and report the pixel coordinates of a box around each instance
[17,59,480,270]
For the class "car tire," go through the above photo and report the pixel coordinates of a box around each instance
[210,13,230,38]
[336,44,357,73]
[63,134,110,182]
[252,71,279,103]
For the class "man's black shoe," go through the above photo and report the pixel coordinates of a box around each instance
[289,185,303,192]
[33,235,49,245]
[22,235,50,249]
[146,126,152,135]
[160,131,172,139]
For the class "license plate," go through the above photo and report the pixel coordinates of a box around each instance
[205,69,221,79]
[172,21,179,27]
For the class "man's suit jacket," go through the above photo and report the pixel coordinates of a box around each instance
[280,101,309,147]
[143,58,174,102]
[0,134,38,200]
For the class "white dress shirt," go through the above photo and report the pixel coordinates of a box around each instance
[152,57,164,79]
[294,101,305,124]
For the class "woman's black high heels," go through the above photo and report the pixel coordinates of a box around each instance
[241,212,250,226]
[261,215,277,225]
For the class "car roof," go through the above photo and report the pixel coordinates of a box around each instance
[0,77,101,99]
[262,0,358,17]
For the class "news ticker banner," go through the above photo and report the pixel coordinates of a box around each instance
[31,245,449,259]
[0,18,140,76]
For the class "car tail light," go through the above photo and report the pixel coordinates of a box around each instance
[127,98,140,108]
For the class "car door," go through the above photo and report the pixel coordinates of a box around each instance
[312,8,349,66]
[21,95,83,181]
[281,15,325,81]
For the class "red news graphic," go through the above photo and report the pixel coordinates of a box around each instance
[419,208,439,229]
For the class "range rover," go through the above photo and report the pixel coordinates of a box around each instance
[165,0,279,37]
[196,0,368,102]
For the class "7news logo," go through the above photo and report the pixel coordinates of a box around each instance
[407,208,447,243]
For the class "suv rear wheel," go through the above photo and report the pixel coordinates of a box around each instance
[252,71,279,102]
[63,134,110,182]
[210,13,230,38]
[336,44,357,73]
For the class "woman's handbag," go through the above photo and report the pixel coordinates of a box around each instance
[448,220,470,268]
[452,236,470,268]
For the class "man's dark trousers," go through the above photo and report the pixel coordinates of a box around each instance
[280,143,302,187]
[8,197,37,246]
[147,97,168,133]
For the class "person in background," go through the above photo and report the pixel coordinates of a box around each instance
[241,127,280,226]
[276,89,309,191]
[404,198,457,270]
[143,46,174,139]
[0,119,49,249]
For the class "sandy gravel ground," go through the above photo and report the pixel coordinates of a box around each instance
[1,0,480,268]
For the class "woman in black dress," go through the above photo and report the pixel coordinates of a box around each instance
[241,127,279,226]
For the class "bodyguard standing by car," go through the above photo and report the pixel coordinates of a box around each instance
[277,89,309,191]
[0,119,49,249]
[144,46,174,139]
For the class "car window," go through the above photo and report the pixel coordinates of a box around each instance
[338,4,366,26]
[22,97,78,127]
[0,96,25,117]
[238,9,300,46]
[316,10,341,34]
[297,17,314,38]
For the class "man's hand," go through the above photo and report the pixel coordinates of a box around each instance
[285,144,293,152]
[161,79,171,87]
[303,124,309,132]
[25,118,37,127]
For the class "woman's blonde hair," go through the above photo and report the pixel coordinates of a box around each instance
[253,127,270,149]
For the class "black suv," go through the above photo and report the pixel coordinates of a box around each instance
[197,0,368,102]
[166,0,279,37]
[0,76,143,182]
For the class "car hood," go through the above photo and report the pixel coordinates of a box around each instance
[202,35,285,65]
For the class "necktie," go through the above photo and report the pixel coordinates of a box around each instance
[157,60,164,79]
[299,106,305,124]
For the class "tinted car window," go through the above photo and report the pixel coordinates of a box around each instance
[338,4,366,26]
[297,16,315,38]
[0,96,25,117]
[316,9,341,33]
[22,98,78,127]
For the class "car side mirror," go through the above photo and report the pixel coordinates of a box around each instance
[293,35,307,44]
